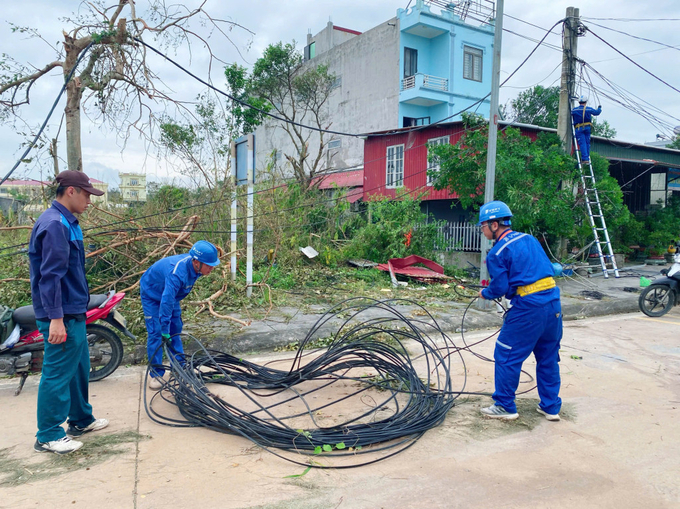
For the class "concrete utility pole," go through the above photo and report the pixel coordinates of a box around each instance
[557,7,579,153]
[478,0,504,310]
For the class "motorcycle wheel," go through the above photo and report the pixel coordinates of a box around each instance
[87,323,124,381]
[639,285,675,317]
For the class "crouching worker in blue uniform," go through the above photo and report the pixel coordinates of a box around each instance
[140,240,220,390]
[477,201,563,421]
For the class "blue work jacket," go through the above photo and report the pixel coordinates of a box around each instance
[139,254,201,334]
[481,230,560,308]
[28,200,89,320]
[571,104,602,131]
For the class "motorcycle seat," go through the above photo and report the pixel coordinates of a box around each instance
[12,294,110,327]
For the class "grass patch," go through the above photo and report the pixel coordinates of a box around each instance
[0,431,149,487]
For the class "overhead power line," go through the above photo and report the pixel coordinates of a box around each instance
[586,28,680,95]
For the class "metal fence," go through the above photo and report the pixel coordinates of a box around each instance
[435,221,481,252]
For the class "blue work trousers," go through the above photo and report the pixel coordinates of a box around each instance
[493,299,563,415]
[36,318,95,442]
[141,296,184,378]
[575,128,592,162]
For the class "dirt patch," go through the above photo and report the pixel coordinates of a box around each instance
[0,431,148,487]
[439,397,576,441]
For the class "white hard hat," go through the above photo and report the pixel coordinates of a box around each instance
[579,95,588,103]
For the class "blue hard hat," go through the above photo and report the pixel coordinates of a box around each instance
[579,95,588,103]
[190,240,220,266]
[478,200,513,225]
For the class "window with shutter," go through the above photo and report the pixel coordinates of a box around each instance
[463,46,483,82]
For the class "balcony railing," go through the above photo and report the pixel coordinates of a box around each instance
[401,73,449,92]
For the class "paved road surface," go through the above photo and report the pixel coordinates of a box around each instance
[2,310,679,509]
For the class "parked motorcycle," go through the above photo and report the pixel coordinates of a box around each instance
[0,291,134,395]
[639,253,680,317]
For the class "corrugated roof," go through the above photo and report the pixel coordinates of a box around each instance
[313,169,364,189]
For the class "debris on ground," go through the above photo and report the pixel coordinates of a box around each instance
[375,255,453,285]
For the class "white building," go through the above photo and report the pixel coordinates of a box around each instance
[119,172,147,202]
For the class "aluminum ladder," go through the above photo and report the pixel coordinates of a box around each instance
[572,122,619,278]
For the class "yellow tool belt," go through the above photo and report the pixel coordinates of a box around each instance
[575,122,592,129]
[516,277,556,297]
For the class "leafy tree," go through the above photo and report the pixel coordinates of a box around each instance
[510,85,617,138]
[429,113,640,252]
[0,1,249,173]
[228,42,336,186]
[343,194,444,262]
[667,136,680,150]
[159,94,235,189]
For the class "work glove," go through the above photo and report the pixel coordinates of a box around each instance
[598,105,601,109]
[161,333,171,344]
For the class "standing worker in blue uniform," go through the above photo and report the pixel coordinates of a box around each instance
[571,95,601,164]
[29,171,110,455]
[477,201,563,421]
[140,240,220,390]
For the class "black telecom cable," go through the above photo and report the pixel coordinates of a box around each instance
[586,28,680,96]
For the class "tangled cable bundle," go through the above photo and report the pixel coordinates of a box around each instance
[145,298,470,468]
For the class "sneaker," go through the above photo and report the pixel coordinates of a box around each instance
[148,375,164,391]
[67,418,109,437]
[537,406,561,421]
[34,436,83,455]
[480,404,519,420]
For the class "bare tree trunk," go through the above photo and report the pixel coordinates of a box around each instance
[63,35,84,172]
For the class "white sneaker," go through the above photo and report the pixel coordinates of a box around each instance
[537,407,561,421]
[480,404,519,420]
[34,436,83,455]
[148,375,164,391]
[67,418,109,437]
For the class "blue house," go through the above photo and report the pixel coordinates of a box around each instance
[398,1,494,127]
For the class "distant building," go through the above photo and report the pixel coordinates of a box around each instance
[0,178,108,213]
[119,172,147,202]
[254,0,495,180]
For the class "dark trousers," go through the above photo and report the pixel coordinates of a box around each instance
[36,318,95,442]
[492,300,563,415]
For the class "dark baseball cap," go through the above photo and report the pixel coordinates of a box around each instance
[55,170,105,196]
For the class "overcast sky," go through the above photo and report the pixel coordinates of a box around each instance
[1,0,679,188]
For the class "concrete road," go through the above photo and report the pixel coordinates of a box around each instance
[2,310,679,509]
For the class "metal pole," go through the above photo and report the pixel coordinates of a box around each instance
[477,0,504,310]
[246,134,254,298]
[230,141,238,282]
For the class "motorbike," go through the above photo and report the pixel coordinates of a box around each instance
[0,291,135,396]
[639,253,680,317]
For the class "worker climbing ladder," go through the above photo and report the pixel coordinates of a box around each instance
[571,120,619,278]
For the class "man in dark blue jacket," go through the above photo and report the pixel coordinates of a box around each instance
[571,96,602,164]
[29,171,109,455]
[477,201,563,421]
[140,240,220,390]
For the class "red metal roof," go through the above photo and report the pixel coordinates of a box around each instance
[313,169,364,189]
